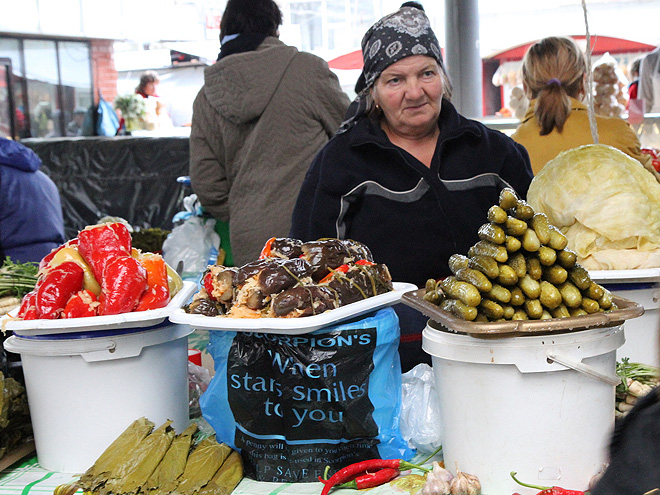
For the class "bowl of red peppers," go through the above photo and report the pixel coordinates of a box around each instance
[1,222,194,336]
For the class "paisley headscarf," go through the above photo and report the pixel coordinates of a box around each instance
[337,6,444,133]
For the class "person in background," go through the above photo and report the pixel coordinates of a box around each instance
[66,107,87,136]
[639,46,660,114]
[135,70,160,98]
[511,36,653,176]
[290,5,533,372]
[590,385,660,494]
[189,0,350,266]
[627,57,642,106]
[0,138,65,264]
[134,70,171,130]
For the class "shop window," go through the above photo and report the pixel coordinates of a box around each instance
[24,39,61,138]
[0,36,93,138]
[0,59,16,139]
[59,41,92,137]
[0,38,28,138]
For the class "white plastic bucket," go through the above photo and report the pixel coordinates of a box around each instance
[422,322,624,494]
[4,322,193,473]
[590,269,660,367]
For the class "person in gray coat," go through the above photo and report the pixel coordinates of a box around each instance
[189,0,350,266]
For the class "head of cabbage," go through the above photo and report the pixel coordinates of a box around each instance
[527,144,660,270]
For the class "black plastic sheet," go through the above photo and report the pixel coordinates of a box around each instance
[22,136,190,240]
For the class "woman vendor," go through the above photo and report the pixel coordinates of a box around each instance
[290,5,533,370]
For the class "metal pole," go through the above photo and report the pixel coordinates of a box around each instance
[444,0,482,117]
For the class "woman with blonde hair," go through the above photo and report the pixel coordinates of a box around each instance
[511,36,652,175]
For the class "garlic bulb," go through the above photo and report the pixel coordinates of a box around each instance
[432,462,454,483]
[449,463,481,495]
[422,470,451,495]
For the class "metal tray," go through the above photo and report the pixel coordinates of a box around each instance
[401,288,644,338]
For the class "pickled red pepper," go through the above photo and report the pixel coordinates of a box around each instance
[77,222,132,281]
[62,290,98,318]
[98,256,147,315]
[17,291,38,320]
[35,261,85,319]
[135,255,170,311]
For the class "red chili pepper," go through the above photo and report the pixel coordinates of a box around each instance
[202,270,217,300]
[337,468,400,489]
[259,237,276,259]
[319,264,350,284]
[77,223,132,281]
[510,471,585,495]
[135,255,170,311]
[17,290,39,320]
[98,256,147,315]
[36,261,85,319]
[355,260,375,266]
[62,290,98,318]
[320,459,427,495]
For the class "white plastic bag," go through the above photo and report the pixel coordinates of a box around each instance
[162,194,220,282]
[399,363,443,454]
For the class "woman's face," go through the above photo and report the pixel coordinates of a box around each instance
[371,55,443,138]
[144,81,158,96]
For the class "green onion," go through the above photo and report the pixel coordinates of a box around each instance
[0,257,40,298]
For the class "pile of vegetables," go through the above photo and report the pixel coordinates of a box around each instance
[615,358,659,417]
[423,188,614,321]
[187,237,393,319]
[54,417,243,495]
[131,228,171,254]
[14,222,182,320]
[527,144,660,270]
[0,258,39,316]
[0,371,32,462]
[421,462,481,495]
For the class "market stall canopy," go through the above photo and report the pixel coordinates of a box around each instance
[486,35,657,61]
[328,47,447,71]
[328,50,363,70]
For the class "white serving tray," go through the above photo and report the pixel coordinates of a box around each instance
[1,281,197,337]
[168,282,417,334]
[588,268,660,284]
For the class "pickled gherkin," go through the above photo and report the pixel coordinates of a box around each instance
[421,193,616,322]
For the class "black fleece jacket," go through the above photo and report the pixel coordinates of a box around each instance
[291,100,534,290]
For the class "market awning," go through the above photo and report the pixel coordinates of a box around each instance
[487,35,657,61]
[328,49,363,70]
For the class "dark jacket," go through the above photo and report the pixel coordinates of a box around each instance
[291,100,534,289]
[591,388,660,495]
[0,138,65,264]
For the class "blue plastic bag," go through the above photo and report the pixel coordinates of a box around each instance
[80,90,119,137]
[201,307,414,482]
[96,91,119,136]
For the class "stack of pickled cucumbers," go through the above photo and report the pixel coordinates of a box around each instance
[54,418,243,495]
[424,188,616,322]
